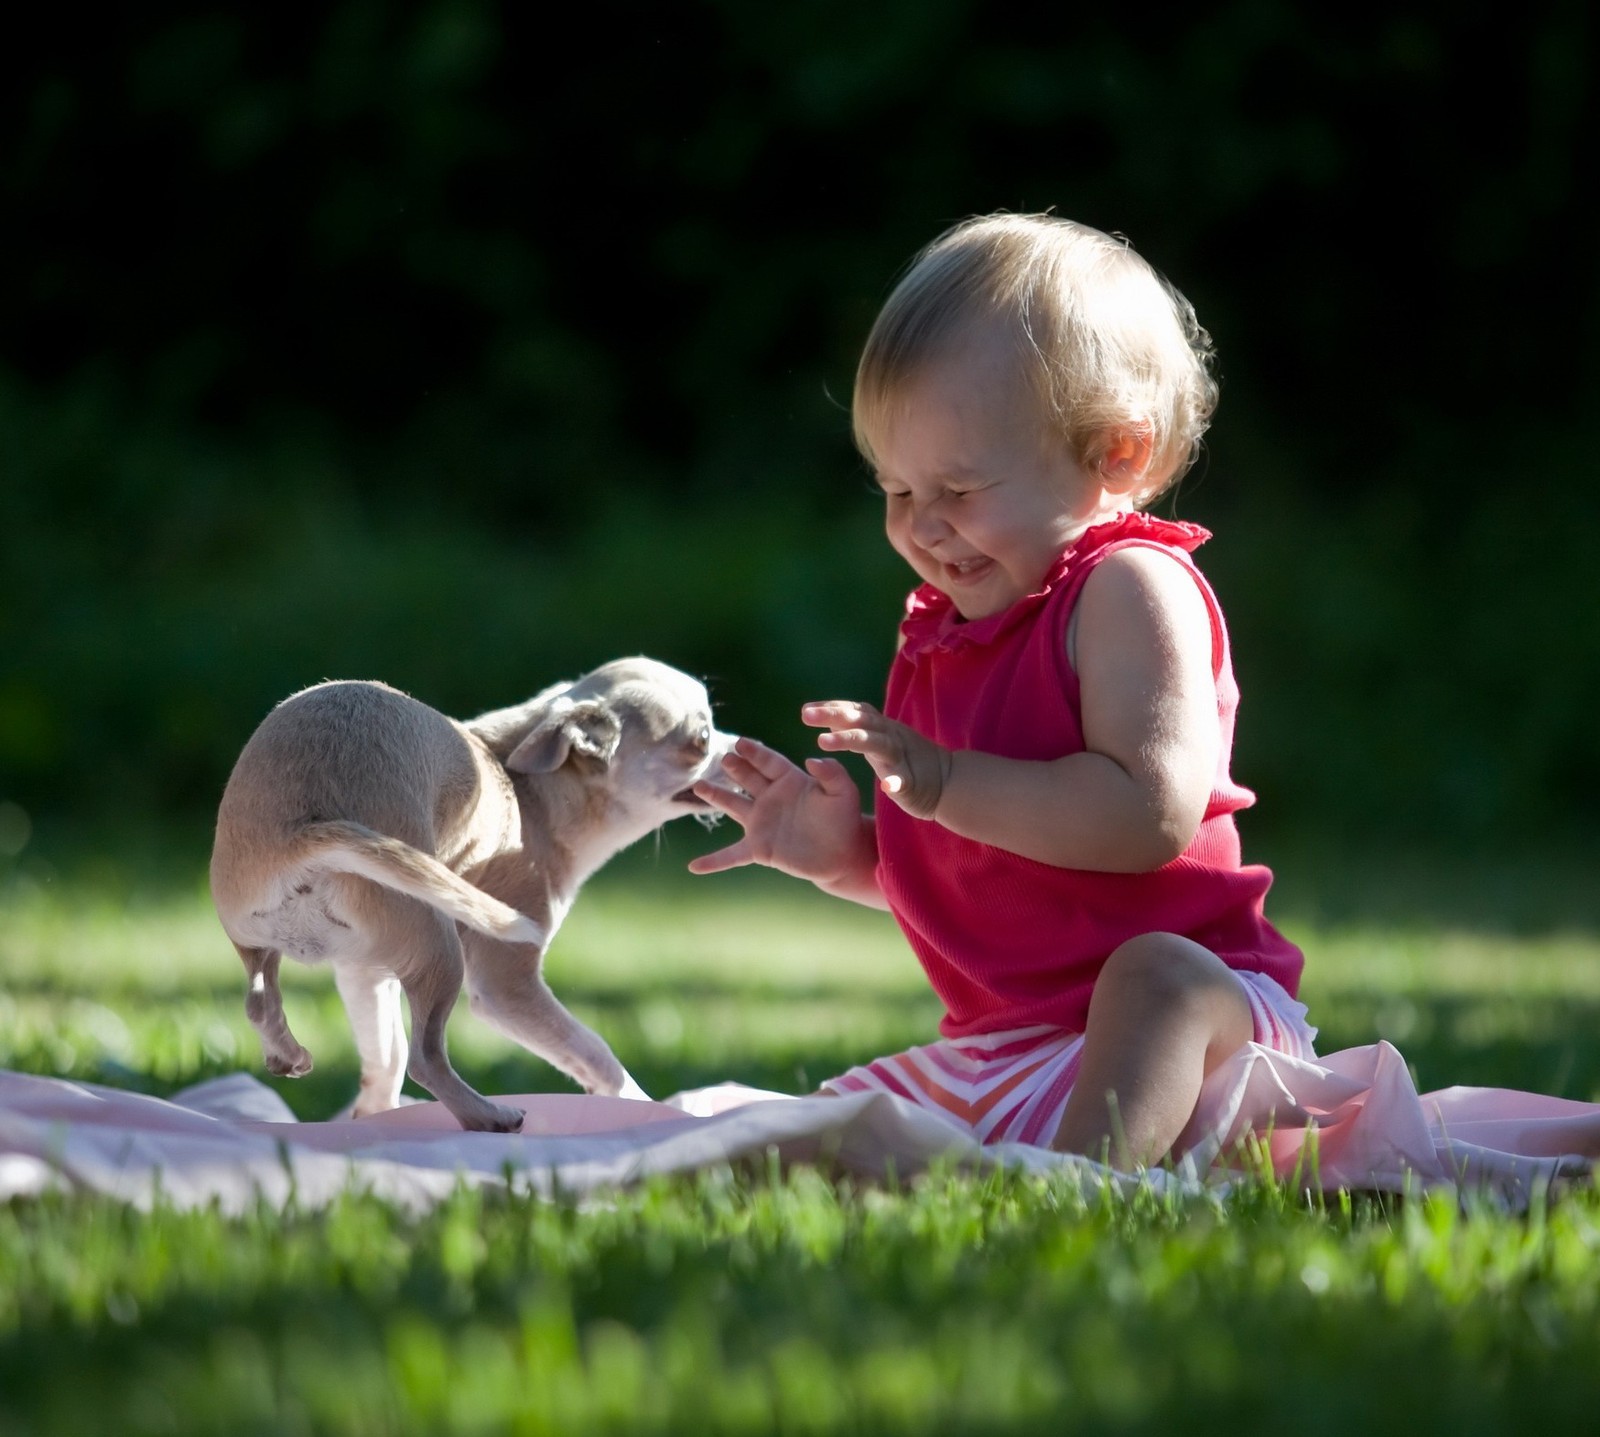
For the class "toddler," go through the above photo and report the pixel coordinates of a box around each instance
[690,213,1313,1167]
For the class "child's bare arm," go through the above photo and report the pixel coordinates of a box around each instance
[688,737,888,908]
[808,549,1220,873]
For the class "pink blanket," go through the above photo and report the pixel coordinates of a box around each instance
[1,1041,1593,1213]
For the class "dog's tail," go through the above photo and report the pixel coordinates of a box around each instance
[297,820,548,949]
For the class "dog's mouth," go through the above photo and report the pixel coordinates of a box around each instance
[673,785,726,831]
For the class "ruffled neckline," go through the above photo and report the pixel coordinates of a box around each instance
[898,510,1211,659]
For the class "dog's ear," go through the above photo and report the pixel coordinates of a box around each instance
[506,700,622,774]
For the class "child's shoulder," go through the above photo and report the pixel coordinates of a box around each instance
[1072,527,1224,674]
[1078,542,1211,625]
[1070,514,1214,615]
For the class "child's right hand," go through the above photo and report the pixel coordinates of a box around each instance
[687,735,871,889]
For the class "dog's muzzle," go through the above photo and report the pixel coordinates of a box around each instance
[675,736,743,808]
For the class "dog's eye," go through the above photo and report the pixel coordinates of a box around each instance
[685,726,710,756]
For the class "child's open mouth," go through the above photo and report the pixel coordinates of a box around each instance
[942,556,993,585]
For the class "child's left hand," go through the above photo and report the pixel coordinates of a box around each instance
[802,701,952,821]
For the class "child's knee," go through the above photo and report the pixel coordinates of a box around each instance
[1095,933,1252,1040]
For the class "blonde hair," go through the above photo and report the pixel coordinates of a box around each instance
[853,213,1218,500]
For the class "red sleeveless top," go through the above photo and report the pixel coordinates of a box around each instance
[875,511,1303,1039]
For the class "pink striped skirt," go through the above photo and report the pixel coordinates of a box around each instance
[820,971,1316,1148]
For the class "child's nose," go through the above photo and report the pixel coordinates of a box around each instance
[908,498,952,546]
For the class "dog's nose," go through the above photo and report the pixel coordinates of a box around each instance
[675,732,742,806]
[707,732,741,778]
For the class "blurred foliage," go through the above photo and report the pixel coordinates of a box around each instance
[2,0,1597,850]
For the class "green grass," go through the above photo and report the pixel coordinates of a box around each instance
[3,832,1600,1433]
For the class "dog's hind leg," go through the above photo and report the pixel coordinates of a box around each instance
[236,945,313,1078]
[380,905,526,1133]
[333,966,408,1117]
[464,941,633,1097]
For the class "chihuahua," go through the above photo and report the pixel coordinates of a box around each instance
[210,657,735,1132]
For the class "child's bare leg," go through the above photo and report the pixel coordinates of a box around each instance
[1051,933,1252,1167]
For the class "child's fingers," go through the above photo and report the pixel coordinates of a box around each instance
[801,700,879,729]
[717,751,771,795]
[725,736,800,786]
[687,838,754,875]
[692,779,752,822]
[815,729,898,772]
[802,756,859,798]
[805,706,916,792]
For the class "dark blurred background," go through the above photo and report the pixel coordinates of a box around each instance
[2,0,1596,864]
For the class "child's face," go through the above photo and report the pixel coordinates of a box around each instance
[867,335,1116,621]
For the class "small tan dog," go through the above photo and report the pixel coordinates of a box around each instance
[210,657,736,1132]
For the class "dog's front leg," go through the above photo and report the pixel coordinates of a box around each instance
[235,945,314,1077]
[333,965,408,1116]
[464,938,638,1098]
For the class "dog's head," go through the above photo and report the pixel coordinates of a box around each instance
[493,658,738,825]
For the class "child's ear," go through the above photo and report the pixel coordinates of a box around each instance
[1096,428,1155,495]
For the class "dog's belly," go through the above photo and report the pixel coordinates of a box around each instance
[238,879,355,964]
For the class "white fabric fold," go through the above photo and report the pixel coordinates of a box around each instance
[1,1040,1594,1214]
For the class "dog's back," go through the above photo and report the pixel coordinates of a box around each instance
[210,681,532,960]
[215,681,468,837]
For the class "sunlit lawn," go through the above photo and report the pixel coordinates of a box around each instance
[3,828,1600,1433]
[6,830,1599,1113]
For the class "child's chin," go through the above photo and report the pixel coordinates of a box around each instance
[948,593,1010,622]
[950,576,1025,618]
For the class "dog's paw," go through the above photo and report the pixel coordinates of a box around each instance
[265,1047,314,1078]
[462,1101,526,1134]
[473,1100,524,1132]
